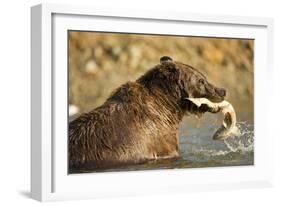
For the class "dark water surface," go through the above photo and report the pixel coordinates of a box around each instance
[70,111,254,174]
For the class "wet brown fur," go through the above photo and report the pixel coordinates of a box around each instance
[69,57,226,170]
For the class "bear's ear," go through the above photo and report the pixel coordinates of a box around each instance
[160,56,173,63]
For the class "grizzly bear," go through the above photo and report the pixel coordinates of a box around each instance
[69,56,226,171]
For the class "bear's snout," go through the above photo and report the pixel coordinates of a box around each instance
[215,87,226,97]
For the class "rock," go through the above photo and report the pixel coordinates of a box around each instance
[85,59,98,74]
[69,104,80,116]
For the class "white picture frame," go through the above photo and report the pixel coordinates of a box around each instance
[31,3,274,202]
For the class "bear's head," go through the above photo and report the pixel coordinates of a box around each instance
[137,56,226,115]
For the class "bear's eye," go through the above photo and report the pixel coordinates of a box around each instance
[198,79,205,84]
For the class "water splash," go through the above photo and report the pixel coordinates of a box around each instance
[184,121,254,159]
[223,122,254,153]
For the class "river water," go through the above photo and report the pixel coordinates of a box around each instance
[70,110,254,173]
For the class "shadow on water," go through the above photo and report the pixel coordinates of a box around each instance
[70,111,254,174]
